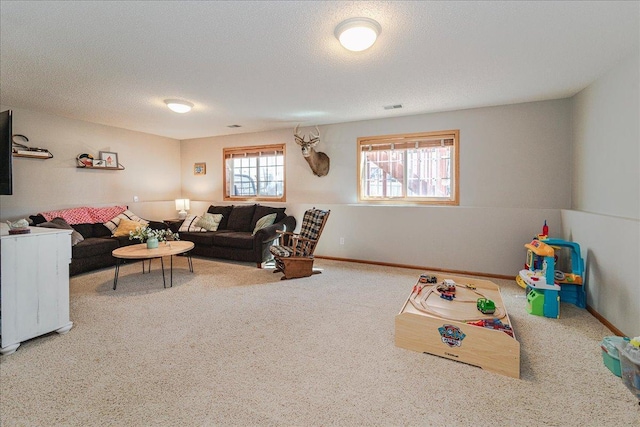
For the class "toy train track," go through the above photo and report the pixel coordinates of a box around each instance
[408,281,507,322]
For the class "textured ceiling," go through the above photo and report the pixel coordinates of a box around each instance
[1,1,638,140]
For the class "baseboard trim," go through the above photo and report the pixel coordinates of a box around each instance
[586,306,625,336]
[315,255,622,335]
[314,256,515,280]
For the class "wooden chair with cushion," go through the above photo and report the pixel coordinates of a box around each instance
[269,208,330,280]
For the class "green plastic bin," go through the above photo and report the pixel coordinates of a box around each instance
[600,336,628,377]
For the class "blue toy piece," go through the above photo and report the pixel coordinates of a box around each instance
[542,238,586,309]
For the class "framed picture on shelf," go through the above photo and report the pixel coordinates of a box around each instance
[99,151,119,168]
[194,162,206,175]
[92,159,106,167]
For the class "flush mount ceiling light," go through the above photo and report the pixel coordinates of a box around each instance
[335,17,381,52]
[164,99,193,113]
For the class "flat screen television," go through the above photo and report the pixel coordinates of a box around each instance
[0,109,13,195]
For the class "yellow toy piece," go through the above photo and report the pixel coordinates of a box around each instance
[524,239,554,257]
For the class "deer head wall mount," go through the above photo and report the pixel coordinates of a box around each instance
[294,125,330,177]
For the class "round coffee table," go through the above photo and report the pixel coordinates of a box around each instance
[112,241,195,290]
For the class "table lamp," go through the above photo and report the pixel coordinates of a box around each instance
[175,199,190,219]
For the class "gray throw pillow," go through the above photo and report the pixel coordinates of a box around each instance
[195,213,223,231]
[38,217,85,246]
[252,213,277,235]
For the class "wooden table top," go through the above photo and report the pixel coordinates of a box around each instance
[112,241,195,259]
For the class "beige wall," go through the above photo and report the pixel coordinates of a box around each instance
[182,99,572,208]
[571,53,639,219]
[567,52,640,337]
[0,106,182,221]
[180,99,571,276]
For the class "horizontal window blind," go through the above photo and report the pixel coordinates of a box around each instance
[359,134,456,152]
[224,144,284,159]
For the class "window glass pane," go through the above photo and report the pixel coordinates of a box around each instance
[224,145,285,201]
[363,150,405,198]
[405,146,452,198]
[358,130,458,205]
[257,154,284,196]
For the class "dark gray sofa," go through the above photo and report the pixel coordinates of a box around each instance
[170,204,296,267]
[29,214,168,276]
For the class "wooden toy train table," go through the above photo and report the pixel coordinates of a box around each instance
[395,273,520,378]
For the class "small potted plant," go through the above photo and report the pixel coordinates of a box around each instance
[129,225,179,249]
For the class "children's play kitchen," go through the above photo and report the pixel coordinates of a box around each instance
[395,274,520,378]
[517,221,586,318]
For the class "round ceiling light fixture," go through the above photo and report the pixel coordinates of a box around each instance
[164,99,194,113]
[334,17,381,52]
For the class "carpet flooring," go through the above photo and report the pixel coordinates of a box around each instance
[0,257,637,426]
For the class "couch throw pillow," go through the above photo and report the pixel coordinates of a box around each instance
[251,205,286,230]
[104,210,148,233]
[207,205,233,230]
[178,214,208,232]
[113,218,144,237]
[226,204,257,232]
[38,217,85,246]
[252,213,277,235]
[195,213,223,231]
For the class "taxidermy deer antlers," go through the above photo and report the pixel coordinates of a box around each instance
[294,124,330,177]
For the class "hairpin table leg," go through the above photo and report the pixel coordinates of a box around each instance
[113,259,121,290]
[161,257,166,288]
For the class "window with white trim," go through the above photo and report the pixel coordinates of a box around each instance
[223,144,286,202]
[357,130,459,205]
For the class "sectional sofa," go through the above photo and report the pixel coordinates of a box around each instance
[29,208,168,276]
[170,204,296,268]
[28,204,296,276]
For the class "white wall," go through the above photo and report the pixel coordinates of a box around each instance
[567,52,640,337]
[0,106,182,222]
[181,99,572,276]
[571,54,640,219]
[561,210,639,337]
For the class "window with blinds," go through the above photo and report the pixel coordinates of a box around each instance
[223,144,286,201]
[357,130,459,205]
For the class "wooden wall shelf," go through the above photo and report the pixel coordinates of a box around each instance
[13,152,53,159]
[76,164,125,170]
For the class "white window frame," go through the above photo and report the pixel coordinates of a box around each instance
[223,143,286,202]
[357,130,459,205]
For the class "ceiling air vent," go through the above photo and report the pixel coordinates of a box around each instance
[227,124,242,128]
[383,104,403,110]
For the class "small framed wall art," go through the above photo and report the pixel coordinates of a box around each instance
[99,151,119,168]
[194,162,206,175]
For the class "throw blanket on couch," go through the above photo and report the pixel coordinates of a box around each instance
[40,205,127,224]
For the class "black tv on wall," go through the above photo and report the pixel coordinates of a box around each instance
[0,109,13,195]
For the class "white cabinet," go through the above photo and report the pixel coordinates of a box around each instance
[1,225,73,355]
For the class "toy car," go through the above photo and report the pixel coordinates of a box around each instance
[437,280,456,293]
[440,291,455,300]
[467,318,514,337]
[477,298,496,314]
[419,274,437,284]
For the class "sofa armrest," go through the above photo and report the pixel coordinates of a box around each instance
[254,222,284,243]
[253,215,297,243]
[166,220,183,234]
[147,220,169,231]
